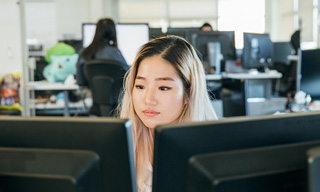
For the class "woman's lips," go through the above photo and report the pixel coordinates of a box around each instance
[143,109,160,117]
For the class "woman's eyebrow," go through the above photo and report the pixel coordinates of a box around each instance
[135,76,145,80]
[136,76,175,81]
[155,77,175,81]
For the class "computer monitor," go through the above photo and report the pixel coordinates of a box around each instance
[82,23,96,48]
[307,146,320,192]
[297,48,320,100]
[166,28,187,39]
[242,33,274,70]
[273,42,294,65]
[186,140,320,192]
[149,27,199,42]
[82,23,149,65]
[0,147,103,192]
[0,116,136,192]
[190,31,236,73]
[152,111,320,192]
[149,28,165,39]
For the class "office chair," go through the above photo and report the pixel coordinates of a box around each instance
[84,59,127,116]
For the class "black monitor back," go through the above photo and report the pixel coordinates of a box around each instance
[0,116,136,192]
[149,27,199,42]
[0,147,103,192]
[149,28,165,39]
[242,33,274,70]
[297,48,320,100]
[152,111,320,192]
[186,140,320,192]
[273,42,294,65]
[190,31,236,63]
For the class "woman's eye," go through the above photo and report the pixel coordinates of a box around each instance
[159,87,171,91]
[135,85,145,89]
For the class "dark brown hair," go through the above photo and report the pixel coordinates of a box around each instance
[82,18,118,60]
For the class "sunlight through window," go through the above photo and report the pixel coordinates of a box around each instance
[218,0,265,49]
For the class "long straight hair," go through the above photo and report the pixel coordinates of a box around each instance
[82,18,118,60]
[117,35,217,190]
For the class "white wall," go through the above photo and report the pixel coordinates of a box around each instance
[298,0,314,42]
[119,0,217,28]
[25,0,108,53]
[0,0,23,76]
[25,0,57,54]
[265,0,295,42]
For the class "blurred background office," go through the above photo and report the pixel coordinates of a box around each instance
[1,0,320,117]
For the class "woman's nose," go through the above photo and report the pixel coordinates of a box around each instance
[144,88,157,105]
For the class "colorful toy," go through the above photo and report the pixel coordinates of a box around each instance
[43,54,79,83]
[45,42,76,63]
[43,42,78,83]
[0,72,23,110]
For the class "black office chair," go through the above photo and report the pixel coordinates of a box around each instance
[84,59,127,117]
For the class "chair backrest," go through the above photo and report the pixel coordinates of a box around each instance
[84,59,127,116]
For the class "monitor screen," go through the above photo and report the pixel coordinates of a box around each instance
[186,140,320,192]
[152,111,320,192]
[242,33,274,70]
[297,49,320,100]
[82,23,149,65]
[0,116,136,192]
[82,23,96,48]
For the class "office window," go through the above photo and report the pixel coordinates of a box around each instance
[119,0,218,29]
[218,0,265,49]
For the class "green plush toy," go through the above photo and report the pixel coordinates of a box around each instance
[43,42,78,83]
[43,54,79,83]
[45,42,76,63]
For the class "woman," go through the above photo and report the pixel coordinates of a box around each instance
[76,18,128,86]
[76,18,129,116]
[117,35,217,192]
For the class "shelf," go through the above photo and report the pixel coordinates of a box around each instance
[30,98,92,110]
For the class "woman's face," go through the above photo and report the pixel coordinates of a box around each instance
[132,55,186,129]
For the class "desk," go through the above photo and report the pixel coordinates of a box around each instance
[222,72,282,79]
[206,74,222,80]
[25,82,80,117]
[221,72,283,117]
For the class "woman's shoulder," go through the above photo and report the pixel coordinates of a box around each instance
[101,44,121,52]
[96,45,128,68]
[97,45,122,57]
